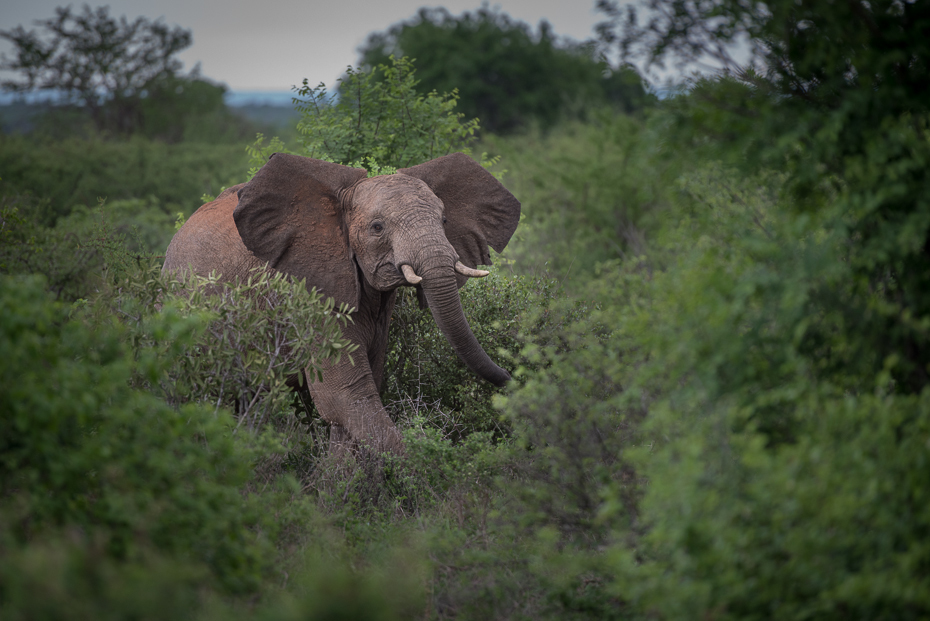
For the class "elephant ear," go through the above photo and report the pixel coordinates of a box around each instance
[234,153,367,309]
[399,152,521,276]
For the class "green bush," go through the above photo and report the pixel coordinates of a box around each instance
[0,274,273,596]
[383,264,567,438]
[87,261,355,451]
[0,179,196,303]
[0,135,248,225]
[492,144,930,618]
[0,528,208,621]
[628,391,930,619]
[0,266,376,616]
[293,56,479,170]
[589,162,930,619]
[0,194,101,301]
[482,111,672,284]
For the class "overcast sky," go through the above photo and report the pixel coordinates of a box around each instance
[1,0,614,92]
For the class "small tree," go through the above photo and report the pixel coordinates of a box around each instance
[0,4,192,134]
[292,56,480,171]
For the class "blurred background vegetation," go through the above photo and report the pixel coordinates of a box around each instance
[2,1,930,619]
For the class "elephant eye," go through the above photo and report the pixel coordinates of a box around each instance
[370,221,384,235]
[443,216,448,224]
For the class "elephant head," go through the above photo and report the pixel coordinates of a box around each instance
[232,152,520,411]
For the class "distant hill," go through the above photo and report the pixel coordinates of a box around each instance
[0,90,301,135]
[224,91,300,130]
[223,91,295,107]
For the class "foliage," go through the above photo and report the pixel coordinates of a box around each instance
[454,3,930,615]
[8,2,930,617]
[0,271,423,618]
[133,73,257,143]
[292,56,480,170]
[580,160,929,619]
[359,7,652,134]
[0,529,209,621]
[492,33,929,612]
[383,265,571,438]
[245,133,291,180]
[61,196,181,257]
[0,274,273,596]
[84,258,355,452]
[0,192,100,301]
[601,0,930,393]
[232,545,428,621]
[0,5,193,136]
[480,129,929,619]
[0,135,248,225]
[0,134,250,302]
[482,111,671,284]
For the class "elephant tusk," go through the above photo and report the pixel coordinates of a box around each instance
[401,264,422,284]
[455,261,489,278]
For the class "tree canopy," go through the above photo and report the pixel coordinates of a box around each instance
[357,7,651,133]
[290,56,481,171]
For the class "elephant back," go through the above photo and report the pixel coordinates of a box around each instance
[163,183,262,282]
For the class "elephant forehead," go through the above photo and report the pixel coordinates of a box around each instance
[355,175,442,212]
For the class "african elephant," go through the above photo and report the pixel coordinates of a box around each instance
[162,152,520,455]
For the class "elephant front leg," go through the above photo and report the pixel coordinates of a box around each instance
[305,355,405,456]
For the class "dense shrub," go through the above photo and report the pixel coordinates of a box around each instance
[481,111,672,284]
[0,135,248,225]
[293,56,480,171]
[0,193,100,301]
[383,264,568,438]
[0,267,392,617]
[88,260,355,450]
[243,55,496,180]
[492,151,930,618]
[581,160,930,619]
[0,274,272,596]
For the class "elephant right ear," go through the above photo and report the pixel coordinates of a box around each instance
[234,154,367,310]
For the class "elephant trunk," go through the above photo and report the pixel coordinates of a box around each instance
[419,265,511,387]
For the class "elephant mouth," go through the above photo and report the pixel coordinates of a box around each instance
[363,259,412,291]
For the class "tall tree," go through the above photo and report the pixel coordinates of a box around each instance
[357,7,650,134]
[0,4,193,135]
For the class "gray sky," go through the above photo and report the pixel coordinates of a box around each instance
[1,0,611,92]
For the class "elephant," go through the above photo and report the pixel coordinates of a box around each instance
[162,152,520,455]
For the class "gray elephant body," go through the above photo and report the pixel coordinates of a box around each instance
[162,153,520,454]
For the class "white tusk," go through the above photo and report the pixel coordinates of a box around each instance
[401,264,422,284]
[455,261,489,278]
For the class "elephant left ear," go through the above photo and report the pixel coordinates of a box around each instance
[399,152,521,273]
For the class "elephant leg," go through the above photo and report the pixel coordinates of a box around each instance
[304,355,405,455]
